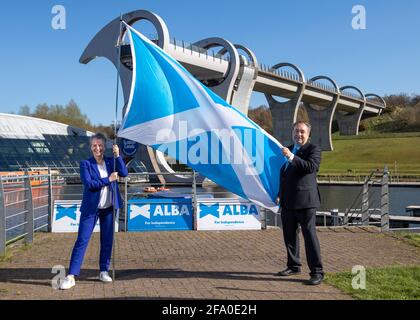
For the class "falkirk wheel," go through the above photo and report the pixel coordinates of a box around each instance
[80,10,205,185]
[80,9,385,184]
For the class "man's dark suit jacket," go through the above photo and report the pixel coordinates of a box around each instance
[279,142,321,210]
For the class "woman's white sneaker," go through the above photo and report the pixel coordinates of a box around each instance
[59,275,75,290]
[99,271,112,283]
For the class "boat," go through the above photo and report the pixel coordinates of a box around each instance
[143,186,157,193]
[0,168,63,187]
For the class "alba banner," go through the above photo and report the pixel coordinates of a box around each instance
[127,198,193,231]
[51,200,118,233]
[197,198,261,230]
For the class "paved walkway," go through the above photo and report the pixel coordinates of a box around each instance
[0,227,419,300]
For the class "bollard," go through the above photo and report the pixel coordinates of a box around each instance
[331,208,339,226]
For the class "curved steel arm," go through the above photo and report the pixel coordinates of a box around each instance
[309,75,340,93]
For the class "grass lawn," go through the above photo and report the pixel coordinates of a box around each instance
[325,265,420,300]
[392,232,420,248]
[320,133,420,176]
[0,240,32,261]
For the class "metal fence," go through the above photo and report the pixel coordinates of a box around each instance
[315,166,391,230]
[0,167,395,256]
[0,169,53,255]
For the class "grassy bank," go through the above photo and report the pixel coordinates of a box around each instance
[391,232,420,248]
[325,265,420,300]
[319,132,420,176]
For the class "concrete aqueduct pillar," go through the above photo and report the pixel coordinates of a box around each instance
[265,63,306,147]
[304,76,340,151]
[216,45,259,115]
[335,86,366,136]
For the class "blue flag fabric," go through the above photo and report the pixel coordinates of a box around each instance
[118,23,287,211]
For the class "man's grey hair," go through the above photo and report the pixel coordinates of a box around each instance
[292,121,311,133]
[90,132,107,146]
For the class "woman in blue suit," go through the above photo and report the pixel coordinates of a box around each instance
[60,133,128,290]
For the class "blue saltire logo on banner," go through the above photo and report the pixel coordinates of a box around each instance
[199,203,220,218]
[128,199,193,231]
[55,204,78,220]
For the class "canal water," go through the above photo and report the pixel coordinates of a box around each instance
[318,185,419,216]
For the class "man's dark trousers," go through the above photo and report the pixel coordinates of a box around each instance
[281,208,323,276]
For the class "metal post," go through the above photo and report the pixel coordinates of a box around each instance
[331,208,339,226]
[264,207,268,229]
[24,171,34,244]
[277,209,283,228]
[110,14,124,282]
[381,166,390,231]
[0,178,6,256]
[361,177,369,225]
[124,177,128,232]
[192,171,197,230]
[261,207,267,230]
[343,208,349,225]
[47,168,53,232]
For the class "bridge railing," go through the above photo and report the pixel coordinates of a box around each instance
[170,37,230,63]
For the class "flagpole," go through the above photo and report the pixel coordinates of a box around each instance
[111,13,123,282]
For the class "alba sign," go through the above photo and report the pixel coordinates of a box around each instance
[197,199,261,230]
[52,200,118,233]
[127,199,193,231]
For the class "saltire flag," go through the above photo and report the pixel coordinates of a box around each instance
[118,23,287,211]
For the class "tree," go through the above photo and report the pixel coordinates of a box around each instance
[17,100,118,136]
[18,105,31,116]
[248,105,272,134]
[19,100,94,131]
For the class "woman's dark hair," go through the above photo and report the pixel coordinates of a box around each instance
[89,133,107,146]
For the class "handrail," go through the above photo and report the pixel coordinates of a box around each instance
[343,170,379,224]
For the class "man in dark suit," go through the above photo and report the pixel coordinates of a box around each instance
[276,121,324,285]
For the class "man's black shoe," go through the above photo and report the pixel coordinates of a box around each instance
[276,268,301,276]
[306,274,324,285]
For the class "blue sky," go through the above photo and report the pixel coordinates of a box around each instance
[1,0,419,125]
